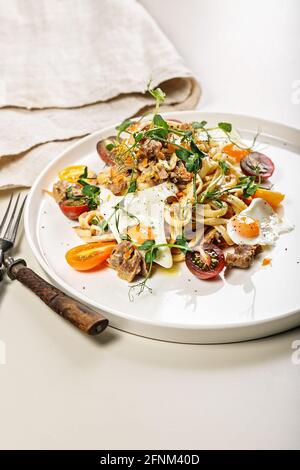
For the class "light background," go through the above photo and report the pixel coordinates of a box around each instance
[141,0,300,127]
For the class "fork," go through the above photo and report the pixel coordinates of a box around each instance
[1,194,108,335]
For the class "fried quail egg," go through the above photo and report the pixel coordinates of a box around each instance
[227,198,294,246]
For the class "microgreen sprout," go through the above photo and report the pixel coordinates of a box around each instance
[128,237,192,301]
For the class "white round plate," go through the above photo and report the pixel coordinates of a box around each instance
[25,112,300,343]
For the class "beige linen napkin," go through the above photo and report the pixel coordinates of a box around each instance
[0,0,200,189]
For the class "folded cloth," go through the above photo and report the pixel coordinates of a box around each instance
[0,0,200,189]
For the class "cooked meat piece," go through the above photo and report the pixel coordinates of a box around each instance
[52,180,82,203]
[154,163,169,181]
[109,178,127,195]
[226,244,262,269]
[178,122,192,131]
[105,166,128,196]
[169,161,193,184]
[108,241,148,282]
[140,139,162,159]
[53,180,69,203]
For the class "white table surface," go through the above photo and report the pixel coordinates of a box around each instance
[0,0,299,450]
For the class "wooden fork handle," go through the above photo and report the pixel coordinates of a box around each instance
[9,262,108,335]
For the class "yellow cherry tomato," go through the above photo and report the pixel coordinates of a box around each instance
[58,165,94,184]
[253,188,285,208]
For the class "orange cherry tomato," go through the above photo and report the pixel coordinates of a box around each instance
[223,143,250,162]
[253,188,285,208]
[65,241,116,271]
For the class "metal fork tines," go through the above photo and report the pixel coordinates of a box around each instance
[0,193,27,265]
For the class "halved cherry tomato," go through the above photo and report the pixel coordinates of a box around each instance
[185,244,225,280]
[96,137,116,165]
[253,188,285,208]
[66,241,116,271]
[240,152,274,180]
[223,143,250,162]
[59,200,89,220]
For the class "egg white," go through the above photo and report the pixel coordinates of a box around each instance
[98,182,178,268]
[227,198,294,246]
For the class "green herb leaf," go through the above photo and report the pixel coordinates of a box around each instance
[81,166,88,178]
[146,128,166,140]
[175,147,193,162]
[133,132,144,143]
[238,176,259,197]
[147,82,166,105]
[181,130,193,142]
[218,122,232,133]
[116,119,133,134]
[145,247,158,264]
[82,185,100,197]
[106,143,114,151]
[81,184,100,210]
[176,145,203,174]
[219,160,229,174]
[190,140,206,158]
[127,180,137,194]
[153,114,168,131]
[175,235,189,250]
[192,120,207,129]
[139,239,156,251]
[147,115,169,139]
[186,155,200,173]
[77,166,88,185]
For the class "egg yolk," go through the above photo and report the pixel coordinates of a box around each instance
[231,215,260,238]
[127,224,155,244]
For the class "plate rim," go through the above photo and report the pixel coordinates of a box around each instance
[24,111,300,341]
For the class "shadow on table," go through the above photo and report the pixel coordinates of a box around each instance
[100,324,300,371]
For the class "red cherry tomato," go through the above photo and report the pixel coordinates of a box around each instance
[185,244,225,280]
[96,137,116,165]
[59,200,89,220]
[240,152,274,180]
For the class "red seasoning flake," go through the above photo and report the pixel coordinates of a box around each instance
[262,257,272,267]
